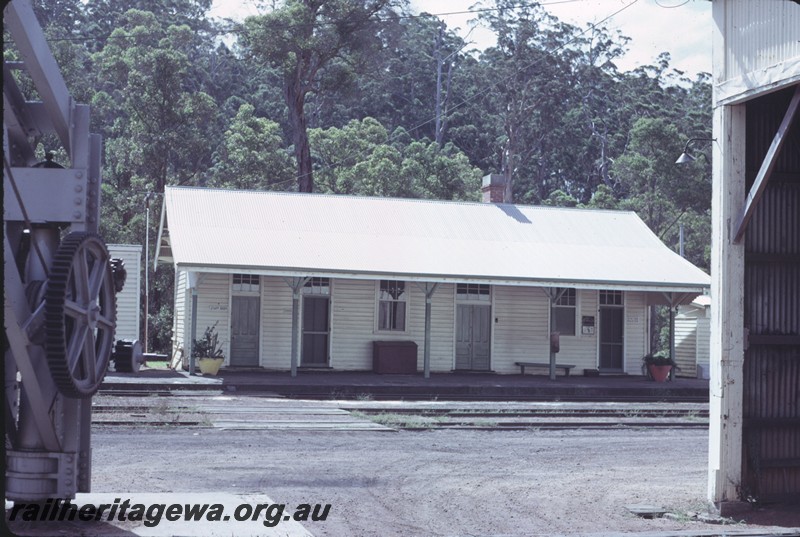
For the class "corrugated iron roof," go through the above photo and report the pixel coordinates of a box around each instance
[158,186,711,292]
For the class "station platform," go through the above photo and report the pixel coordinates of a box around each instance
[101,367,709,402]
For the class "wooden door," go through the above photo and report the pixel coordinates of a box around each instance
[302,296,329,366]
[455,304,491,371]
[230,295,259,366]
[599,306,624,371]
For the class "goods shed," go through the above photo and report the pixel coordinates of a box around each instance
[709,0,800,511]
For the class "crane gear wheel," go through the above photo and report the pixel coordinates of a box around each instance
[44,232,116,397]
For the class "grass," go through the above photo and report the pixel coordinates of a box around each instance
[351,411,441,429]
[144,360,170,369]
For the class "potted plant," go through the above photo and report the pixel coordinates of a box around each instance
[642,353,675,382]
[192,324,225,375]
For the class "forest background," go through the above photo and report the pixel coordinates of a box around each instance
[9,0,713,354]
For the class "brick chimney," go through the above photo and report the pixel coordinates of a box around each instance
[481,174,507,203]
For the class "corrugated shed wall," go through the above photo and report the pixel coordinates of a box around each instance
[721,0,800,83]
[742,85,800,502]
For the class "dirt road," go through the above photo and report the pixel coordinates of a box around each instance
[80,395,796,536]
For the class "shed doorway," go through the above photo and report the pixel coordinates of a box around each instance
[230,295,260,366]
[455,304,491,371]
[598,290,624,371]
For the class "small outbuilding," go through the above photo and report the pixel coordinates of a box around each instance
[156,185,710,377]
[675,295,711,379]
[107,244,142,342]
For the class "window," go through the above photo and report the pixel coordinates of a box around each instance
[302,277,330,295]
[456,283,491,302]
[600,290,623,306]
[378,280,407,331]
[552,288,576,336]
[232,274,259,293]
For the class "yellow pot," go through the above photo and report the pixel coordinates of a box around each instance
[198,357,224,376]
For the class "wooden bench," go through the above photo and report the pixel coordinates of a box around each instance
[515,361,576,376]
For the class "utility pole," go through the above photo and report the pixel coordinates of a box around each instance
[144,192,151,353]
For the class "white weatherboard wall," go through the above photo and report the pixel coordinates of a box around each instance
[330,280,455,370]
[330,279,375,369]
[492,286,550,373]
[696,316,710,379]
[173,272,658,373]
[191,273,232,364]
[563,289,600,372]
[624,293,648,375]
[107,244,141,342]
[173,270,189,353]
[675,304,711,378]
[261,276,293,369]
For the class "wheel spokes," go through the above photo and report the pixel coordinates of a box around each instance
[45,232,116,397]
[80,331,98,386]
[72,247,91,304]
[87,250,107,302]
[66,323,89,374]
[64,298,87,319]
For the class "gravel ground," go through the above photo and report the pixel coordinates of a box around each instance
[87,424,785,536]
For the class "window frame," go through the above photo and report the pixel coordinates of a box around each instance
[375,280,409,333]
[599,289,624,306]
[232,273,260,294]
[456,283,491,302]
[552,288,577,337]
[302,277,331,296]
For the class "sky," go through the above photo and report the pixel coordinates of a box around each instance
[209,0,712,77]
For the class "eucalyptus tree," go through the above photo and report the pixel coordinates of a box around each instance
[82,0,214,50]
[90,9,220,351]
[92,9,218,203]
[306,13,468,145]
[309,117,481,200]
[240,0,407,193]
[556,24,630,202]
[209,103,295,190]
[472,0,580,203]
[610,116,709,269]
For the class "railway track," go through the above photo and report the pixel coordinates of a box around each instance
[91,395,709,431]
[98,388,708,404]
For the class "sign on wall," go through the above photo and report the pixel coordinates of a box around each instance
[581,316,595,335]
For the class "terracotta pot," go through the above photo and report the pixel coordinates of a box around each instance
[198,357,224,376]
[648,364,672,382]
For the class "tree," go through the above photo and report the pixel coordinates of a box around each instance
[240,0,405,193]
[91,9,220,352]
[209,103,295,190]
[610,117,710,269]
[309,117,481,200]
[475,0,580,203]
[83,0,213,51]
